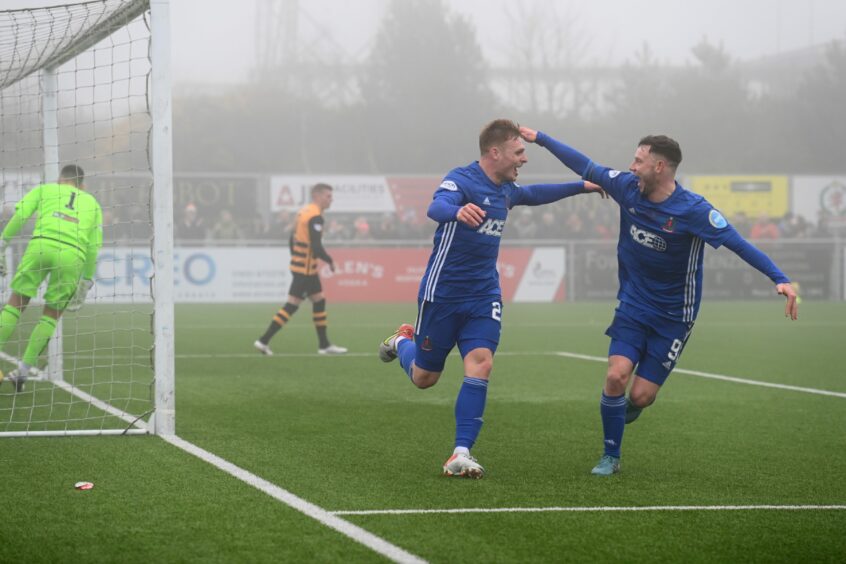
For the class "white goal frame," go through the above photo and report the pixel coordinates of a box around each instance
[0,0,174,437]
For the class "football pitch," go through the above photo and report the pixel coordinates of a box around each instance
[2,300,844,563]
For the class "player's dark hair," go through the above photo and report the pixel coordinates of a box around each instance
[638,135,682,169]
[479,119,521,154]
[311,183,333,197]
[59,164,84,186]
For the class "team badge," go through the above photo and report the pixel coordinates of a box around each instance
[661,217,675,232]
[708,209,728,229]
[421,336,433,351]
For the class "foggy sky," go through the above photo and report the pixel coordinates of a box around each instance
[169,0,846,84]
[5,0,846,83]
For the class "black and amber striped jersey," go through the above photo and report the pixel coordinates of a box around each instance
[289,202,333,275]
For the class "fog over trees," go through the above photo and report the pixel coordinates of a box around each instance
[172,0,846,175]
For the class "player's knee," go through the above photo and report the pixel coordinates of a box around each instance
[412,368,440,389]
[605,366,630,392]
[464,350,493,379]
[629,387,657,408]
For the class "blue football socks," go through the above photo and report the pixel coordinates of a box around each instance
[454,376,488,449]
[397,338,416,382]
[600,391,627,458]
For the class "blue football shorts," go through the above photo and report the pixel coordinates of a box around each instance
[411,297,503,372]
[605,301,694,386]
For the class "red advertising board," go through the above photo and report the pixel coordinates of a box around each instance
[318,248,538,302]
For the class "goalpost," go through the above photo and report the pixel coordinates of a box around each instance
[0,0,174,436]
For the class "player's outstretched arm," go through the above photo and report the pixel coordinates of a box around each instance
[584,181,608,199]
[776,282,799,320]
[721,229,797,321]
[519,126,591,176]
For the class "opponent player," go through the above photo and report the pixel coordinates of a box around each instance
[378,119,605,478]
[0,164,103,391]
[519,126,798,476]
[254,182,347,356]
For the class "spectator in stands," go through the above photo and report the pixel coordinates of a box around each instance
[779,212,811,238]
[209,208,244,240]
[812,209,832,238]
[352,216,373,240]
[511,207,538,239]
[175,202,207,241]
[539,209,566,239]
[588,208,614,239]
[245,211,270,240]
[373,213,399,240]
[563,211,586,238]
[750,213,780,240]
[325,217,351,241]
[731,212,751,238]
[267,210,293,240]
[102,208,126,243]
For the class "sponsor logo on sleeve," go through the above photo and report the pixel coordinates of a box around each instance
[440,180,458,191]
[708,209,728,229]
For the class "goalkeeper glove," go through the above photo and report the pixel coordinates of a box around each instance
[66,279,94,312]
[0,240,7,277]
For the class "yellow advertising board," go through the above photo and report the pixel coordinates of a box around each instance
[687,175,789,219]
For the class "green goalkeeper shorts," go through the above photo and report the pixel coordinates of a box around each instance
[11,238,86,310]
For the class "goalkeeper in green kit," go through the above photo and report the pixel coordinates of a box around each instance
[0,164,103,392]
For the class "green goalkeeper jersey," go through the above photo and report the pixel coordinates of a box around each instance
[1,182,103,279]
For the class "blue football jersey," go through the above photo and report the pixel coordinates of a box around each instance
[583,162,734,323]
[419,162,533,303]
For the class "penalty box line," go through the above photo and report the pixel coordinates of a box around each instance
[331,504,846,516]
[553,351,846,399]
[160,434,426,564]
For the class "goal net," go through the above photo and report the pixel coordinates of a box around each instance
[0,0,174,436]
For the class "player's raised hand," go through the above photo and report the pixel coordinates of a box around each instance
[518,126,538,143]
[776,282,798,320]
[456,203,485,227]
[584,181,608,199]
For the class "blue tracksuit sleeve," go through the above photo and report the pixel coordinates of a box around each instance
[722,228,790,284]
[511,182,587,207]
[535,132,592,176]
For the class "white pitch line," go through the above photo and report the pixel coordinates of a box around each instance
[159,434,426,564]
[554,351,846,399]
[332,504,846,516]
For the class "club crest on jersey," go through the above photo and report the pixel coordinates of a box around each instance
[661,216,675,232]
[629,224,667,251]
[477,218,505,237]
[709,209,728,228]
[440,180,458,191]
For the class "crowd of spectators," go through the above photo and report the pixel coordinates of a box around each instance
[81,200,841,244]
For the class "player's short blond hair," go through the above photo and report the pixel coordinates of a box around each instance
[479,119,520,154]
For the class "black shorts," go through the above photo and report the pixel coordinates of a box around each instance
[288,273,323,298]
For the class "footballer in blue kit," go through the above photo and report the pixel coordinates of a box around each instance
[379,119,605,478]
[520,126,799,476]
